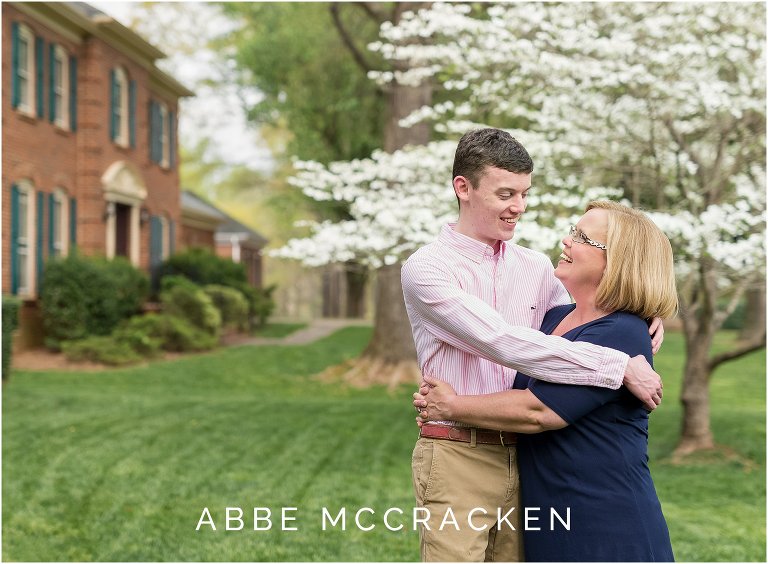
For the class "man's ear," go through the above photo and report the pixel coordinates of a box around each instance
[453,175,472,204]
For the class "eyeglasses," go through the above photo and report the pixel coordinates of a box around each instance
[569,225,607,250]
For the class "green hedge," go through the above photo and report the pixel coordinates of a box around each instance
[61,336,144,366]
[115,314,218,352]
[40,253,149,348]
[159,248,276,327]
[203,285,249,330]
[2,295,21,380]
[160,285,221,337]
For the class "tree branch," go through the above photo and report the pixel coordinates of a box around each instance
[329,4,374,75]
[709,337,766,371]
[713,273,755,329]
[354,2,387,24]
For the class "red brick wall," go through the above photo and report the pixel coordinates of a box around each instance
[3,3,182,289]
[3,4,184,349]
[180,224,215,250]
[2,5,81,293]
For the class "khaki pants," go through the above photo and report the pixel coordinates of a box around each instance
[412,437,523,562]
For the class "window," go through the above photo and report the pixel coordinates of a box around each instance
[11,181,36,296]
[52,45,70,129]
[12,23,35,116]
[159,215,170,259]
[159,103,169,167]
[50,189,69,257]
[111,67,129,146]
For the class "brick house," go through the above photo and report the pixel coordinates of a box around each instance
[3,2,193,349]
[215,213,268,290]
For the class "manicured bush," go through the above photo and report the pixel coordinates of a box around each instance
[116,314,218,352]
[2,295,21,381]
[240,284,277,328]
[61,336,143,366]
[160,275,199,293]
[40,253,149,348]
[161,248,248,288]
[203,285,249,330]
[160,284,221,337]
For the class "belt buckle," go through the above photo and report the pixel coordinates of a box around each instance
[499,430,507,447]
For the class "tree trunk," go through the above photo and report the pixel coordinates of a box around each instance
[675,335,716,457]
[739,279,766,341]
[674,258,718,457]
[344,263,367,318]
[325,3,432,388]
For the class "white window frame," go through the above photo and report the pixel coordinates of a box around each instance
[16,24,35,117]
[52,188,69,257]
[114,67,129,147]
[16,180,36,297]
[53,45,70,130]
[158,102,170,168]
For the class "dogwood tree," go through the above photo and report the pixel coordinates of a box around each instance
[277,2,766,451]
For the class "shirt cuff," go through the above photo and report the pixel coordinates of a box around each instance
[598,348,629,389]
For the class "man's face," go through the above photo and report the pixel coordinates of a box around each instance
[454,166,531,245]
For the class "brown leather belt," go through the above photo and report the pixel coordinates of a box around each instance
[420,423,517,446]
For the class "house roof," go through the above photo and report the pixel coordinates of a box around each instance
[181,190,228,223]
[215,215,269,249]
[181,190,269,248]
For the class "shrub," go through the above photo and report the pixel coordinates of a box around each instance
[160,284,221,336]
[161,248,247,288]
[2,296,21,381]
[240,284,277,328]
[203,285,249,330]
[61,336,143,366]
[117,314,217,352]
[40,253,149,347]
[160,275,199,293]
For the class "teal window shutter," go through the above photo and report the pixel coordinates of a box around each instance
[109,69,117,140]
[169,110,176,167]
[69,197,77,247]
[69,56,77,131]
[36,192,45,290]
[129,80,136,148]
[149,215,163,288]
[48,193,56,257]
[169,219,176,255]
[11,185,20,294]
[48,43,56,123]
[36,37,44,118]
[11,23,20,108]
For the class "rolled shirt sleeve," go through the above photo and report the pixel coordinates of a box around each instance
[401,256,627,389]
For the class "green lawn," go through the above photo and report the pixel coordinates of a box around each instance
[3,329,765,561]
[251,323,307,339]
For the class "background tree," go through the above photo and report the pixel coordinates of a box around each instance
[223,2,434,381]
[278,3,766,450]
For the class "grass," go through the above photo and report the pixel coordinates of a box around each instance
[251,323,307,339]
[2,328,764,561]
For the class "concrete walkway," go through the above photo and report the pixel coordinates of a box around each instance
[222,318,372,347]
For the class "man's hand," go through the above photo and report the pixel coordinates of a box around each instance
[413,376,459,423]
[624,355,663,411]
[649,317,665,355]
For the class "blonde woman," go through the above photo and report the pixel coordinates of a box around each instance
[415,201,678,562]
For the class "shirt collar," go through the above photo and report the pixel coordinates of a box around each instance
[439,223,507,263]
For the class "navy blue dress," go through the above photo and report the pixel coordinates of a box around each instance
[513,304,674,562]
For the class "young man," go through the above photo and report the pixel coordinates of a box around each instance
[401,128,664,562]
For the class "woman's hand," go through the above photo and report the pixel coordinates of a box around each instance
[412,375,459,423]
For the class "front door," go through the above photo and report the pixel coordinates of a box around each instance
[115,203,131,258]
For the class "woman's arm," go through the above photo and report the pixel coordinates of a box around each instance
[414,376,568,433]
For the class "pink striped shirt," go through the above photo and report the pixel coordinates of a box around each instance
[401,224,627,419]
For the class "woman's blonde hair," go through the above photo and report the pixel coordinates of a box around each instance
[587,201,678,320]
